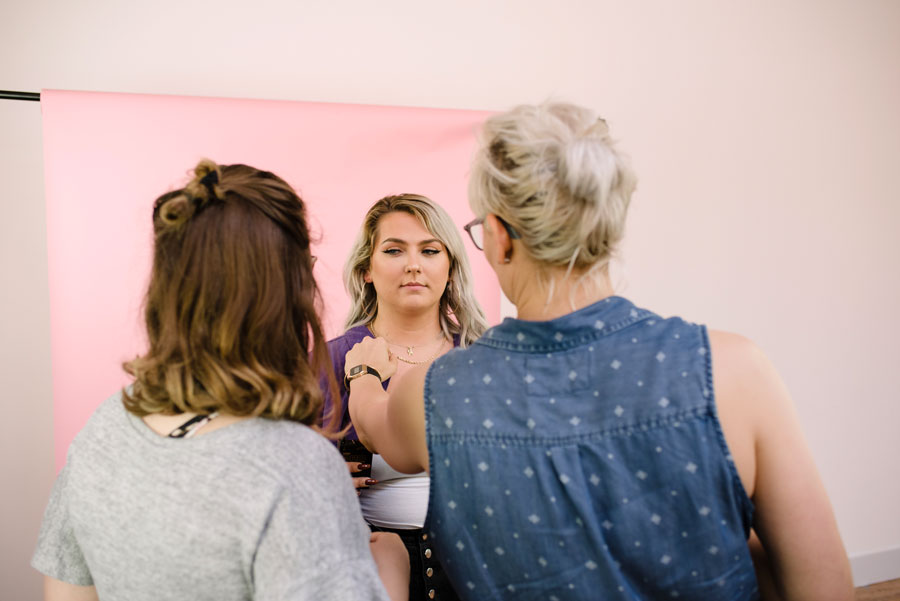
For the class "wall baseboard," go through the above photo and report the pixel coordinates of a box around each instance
[851,546,900,587]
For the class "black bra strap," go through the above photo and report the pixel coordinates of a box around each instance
[168,413,216,438]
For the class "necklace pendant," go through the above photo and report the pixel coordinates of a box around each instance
[407,347,414,356]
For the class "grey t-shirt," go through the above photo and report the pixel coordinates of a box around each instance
[32,392,390,601]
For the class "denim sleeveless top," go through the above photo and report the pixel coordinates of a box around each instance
[424,297,758,600]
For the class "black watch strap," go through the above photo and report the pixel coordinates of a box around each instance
[345,364,381,387]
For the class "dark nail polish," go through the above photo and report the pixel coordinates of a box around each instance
[365,478,378,486]
[358,463,371,471]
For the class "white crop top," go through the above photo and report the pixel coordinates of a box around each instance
[358,454,429,529]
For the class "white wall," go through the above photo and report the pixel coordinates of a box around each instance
[3,0,898,595]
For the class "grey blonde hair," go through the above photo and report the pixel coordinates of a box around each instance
[468,102,637,282]
[343,194,488,346]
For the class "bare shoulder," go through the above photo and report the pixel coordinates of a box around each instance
[707,329,795,499]
[708,329,771,374]
[708,328,801,416]
[708,328,800,446]
[707,329,789,409]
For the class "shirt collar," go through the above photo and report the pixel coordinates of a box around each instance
[478,296,653,352]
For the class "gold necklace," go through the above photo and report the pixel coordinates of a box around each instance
[366,324,448,365]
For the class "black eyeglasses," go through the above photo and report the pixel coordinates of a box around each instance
[463,216,521,251]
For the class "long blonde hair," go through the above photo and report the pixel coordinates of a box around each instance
[343,194,487,346]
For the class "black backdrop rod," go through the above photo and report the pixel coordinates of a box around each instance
[1,90,41,102]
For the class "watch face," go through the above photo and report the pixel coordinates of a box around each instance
[346,364,379,384]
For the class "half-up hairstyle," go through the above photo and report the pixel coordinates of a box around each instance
[343,194,487,346]
[469,102,637,280]
[124,159,341,434]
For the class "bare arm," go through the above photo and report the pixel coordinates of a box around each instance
[44,577,98,601]
[710,330,853,601]
[345,337,429,474]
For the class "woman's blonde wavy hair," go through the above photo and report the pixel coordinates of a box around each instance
[343,194,487,346]
[123,159,340,434]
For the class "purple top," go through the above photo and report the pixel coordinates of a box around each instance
[324,325,382,441]
[323,325,460,440]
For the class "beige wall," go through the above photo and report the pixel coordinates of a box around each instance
[0,101,55,598]
[3,0,899,595]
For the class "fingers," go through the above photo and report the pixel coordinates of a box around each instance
[386,348,399,378]
[352,475,378,496]
[352,476,378,489]
[346,460,371,474]
[346,460,377,495]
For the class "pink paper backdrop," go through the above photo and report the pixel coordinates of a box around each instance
[41,90,498,471]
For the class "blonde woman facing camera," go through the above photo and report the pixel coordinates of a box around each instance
[324,194,487,601]
[32,161,406,601]
[344,104,853,600]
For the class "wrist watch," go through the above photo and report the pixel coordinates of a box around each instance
[345,364,382,388]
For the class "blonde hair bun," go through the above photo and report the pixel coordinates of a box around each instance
[469,102,637,274]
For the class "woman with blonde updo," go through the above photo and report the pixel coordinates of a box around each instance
[343,103,853,600]
[32,160,407,601]
[324,194,487,601]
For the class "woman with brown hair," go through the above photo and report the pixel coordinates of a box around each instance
[32,160,407,601]
[325,194,487,601]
